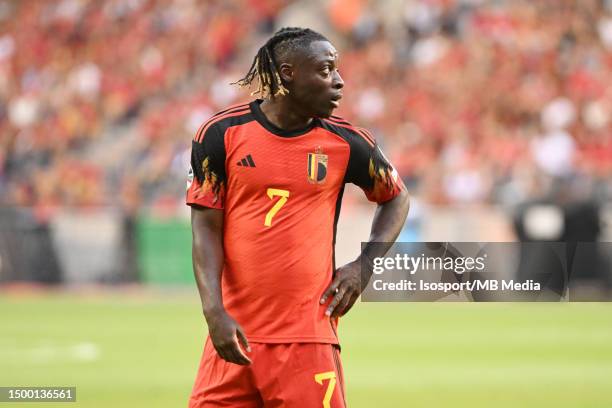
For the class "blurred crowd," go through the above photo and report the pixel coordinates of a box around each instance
[1,0,611,218]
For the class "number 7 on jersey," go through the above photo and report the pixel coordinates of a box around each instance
[265,188,290,227]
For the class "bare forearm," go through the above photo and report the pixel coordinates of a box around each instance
[192,240,224,315]
[191,208,225,318]
[360,189,410,270]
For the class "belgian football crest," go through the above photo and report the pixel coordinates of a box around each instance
[307,146,328,184]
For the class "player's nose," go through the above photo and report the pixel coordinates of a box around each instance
[332,71,344,89]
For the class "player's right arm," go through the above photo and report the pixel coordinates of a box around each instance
[191,207,251,365]
[187,121,251,366]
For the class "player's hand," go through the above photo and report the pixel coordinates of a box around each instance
[320,260,361,318]
[206,310,252,365]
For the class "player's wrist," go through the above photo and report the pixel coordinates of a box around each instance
[356,254,375,283]
[202,304,227,320]
[357,254,374,270]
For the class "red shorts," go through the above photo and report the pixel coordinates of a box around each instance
[189,338,347,408]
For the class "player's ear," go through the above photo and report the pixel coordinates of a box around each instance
[279,63,293,83]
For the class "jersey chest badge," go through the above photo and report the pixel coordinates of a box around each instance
[307,146,328,184]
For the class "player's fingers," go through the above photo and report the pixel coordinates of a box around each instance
[331,290,352,318]
[214,345,229,362]
[325,286,347,316]
[230,334,252,365]
[228,346,251,366]
[321,278,342,304]
[218,341,241,365]
[222,346,240,365]
[213,339,239,364]
[339,293,359,316]
[236,327,251,352]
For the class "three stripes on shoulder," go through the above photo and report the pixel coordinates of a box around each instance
[236,154,256,167]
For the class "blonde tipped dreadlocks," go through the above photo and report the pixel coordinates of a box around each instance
[232,27,329,98]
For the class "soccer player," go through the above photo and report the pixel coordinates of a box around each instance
[187,27,409,407]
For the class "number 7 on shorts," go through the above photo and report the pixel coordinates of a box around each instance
[314,371,337,408]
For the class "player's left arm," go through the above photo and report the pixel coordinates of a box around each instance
[321,131,410,317]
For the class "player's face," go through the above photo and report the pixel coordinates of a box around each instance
[290,41,344,118]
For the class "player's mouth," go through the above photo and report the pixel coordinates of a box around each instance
[330,93,342,108]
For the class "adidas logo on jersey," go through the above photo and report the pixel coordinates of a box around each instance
[236,154,256,167]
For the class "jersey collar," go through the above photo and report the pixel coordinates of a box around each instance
[250,99,319,138]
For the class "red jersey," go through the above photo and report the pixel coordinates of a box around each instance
[186,100,404,343]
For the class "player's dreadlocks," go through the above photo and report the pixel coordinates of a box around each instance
[232,27,329,98]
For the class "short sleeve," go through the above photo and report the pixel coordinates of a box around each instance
[186,123,227,209]
[345,128,404,203]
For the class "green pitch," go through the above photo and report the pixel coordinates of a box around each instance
[1,293,612,407]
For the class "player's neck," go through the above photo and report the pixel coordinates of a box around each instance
[259,98,313,131]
